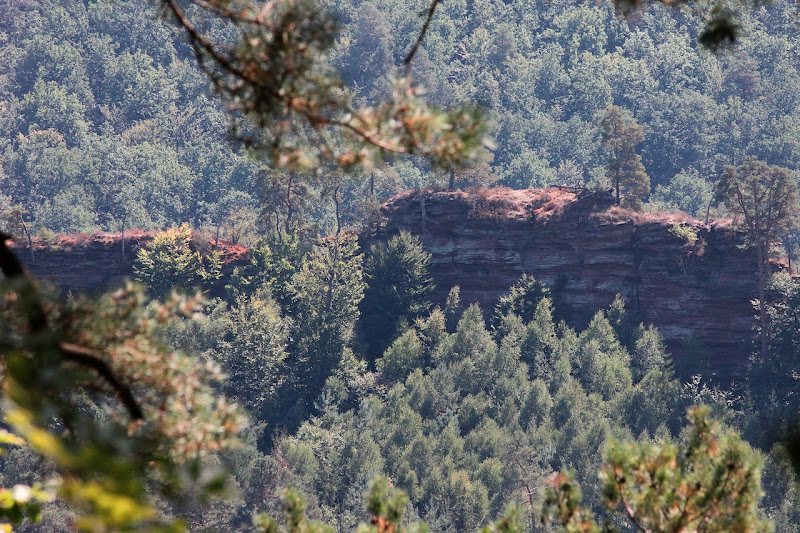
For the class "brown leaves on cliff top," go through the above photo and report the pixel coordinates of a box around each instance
[383,187,583,222]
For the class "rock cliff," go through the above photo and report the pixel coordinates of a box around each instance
[13,230,250,298]
[12,187,765,378]
[366,187,762,379]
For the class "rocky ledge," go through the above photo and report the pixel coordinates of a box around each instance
[366,187,764,379]
[10,187,768,379]
[12,230,250,298]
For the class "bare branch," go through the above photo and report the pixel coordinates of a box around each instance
[0,233,144,421]
[61,343,144,420]
[403,0,441,74]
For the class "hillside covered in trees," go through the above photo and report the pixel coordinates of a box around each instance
[3,0,800,237]
[3,0,800,531]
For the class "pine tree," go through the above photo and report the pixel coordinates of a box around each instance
[544,406,772,533]
[598,105,650,208]
[715,158,800,358]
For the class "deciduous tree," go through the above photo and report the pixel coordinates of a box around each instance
[715,157,800,358]
[133,223,222,299]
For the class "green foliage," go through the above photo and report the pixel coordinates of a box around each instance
[715,157,800,356]
[214,290,291,420]
[358,231,435,361]
[0,261,244,531]
[134,224,222,299]
[255,477,527,533]
[156,0,488,170]
[668,222,700,246]
[3,0,800,239]
[748,272,800,420]
[652,169,714,218]
[543,407,772,533]
[716,159,800,248]
[284,234,365,417]
[492,274,550,328]
[227,235,303,306]
[254,272,692,531]
[598,105,650,207]
[377,329,424,383]
[0,202,29,242]
[7,0,800,530]
[19,80,88,146]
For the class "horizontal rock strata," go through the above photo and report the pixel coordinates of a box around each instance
[366,187,761,379]
[11,187,766,379]
[12,230,249,298]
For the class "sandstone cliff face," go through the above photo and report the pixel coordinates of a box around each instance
[13,188,763,378]
[366,187,760,378]
[13,230,250,297]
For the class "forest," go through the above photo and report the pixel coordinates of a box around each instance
[2,0,800,531]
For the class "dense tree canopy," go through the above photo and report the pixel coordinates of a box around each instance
[3,0,800,237]
[4,0,800,531]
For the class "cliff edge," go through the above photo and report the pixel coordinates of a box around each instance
[12,230,250,297]
[366,187,760,379]
[12,187,764,378]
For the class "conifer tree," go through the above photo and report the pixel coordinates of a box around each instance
[598,105,650,208]
[358,231,434,361]
[544,406,772,533]
[286,234,365,416]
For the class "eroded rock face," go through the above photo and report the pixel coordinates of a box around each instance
[365,187,760,379]
[13,230,250,297]
[13,187,763,378]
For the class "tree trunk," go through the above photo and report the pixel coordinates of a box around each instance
[324,239,339,314]
[449,167,455,190]
[121,217,126,260]
[369,171,375,196]
[333,184,341,236]
[215,221,220,251]
[785,233,792,275]
[757,242,768,359]
[285,175,293,235]
[19,212,33,261]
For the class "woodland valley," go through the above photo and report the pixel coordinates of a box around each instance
[3,0,800,531]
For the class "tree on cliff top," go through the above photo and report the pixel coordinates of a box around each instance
[598,105,650,208]
[133,223,222,299]
[715,158,800,359]
[0,0,793,529]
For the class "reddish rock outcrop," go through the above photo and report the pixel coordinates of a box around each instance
[12,230,250,297]
[11,187,767,378]
[365,187,762,379]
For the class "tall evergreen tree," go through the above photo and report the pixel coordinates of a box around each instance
[284,234,365,420]
[358,231,435,362]
[598,105,650,208]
